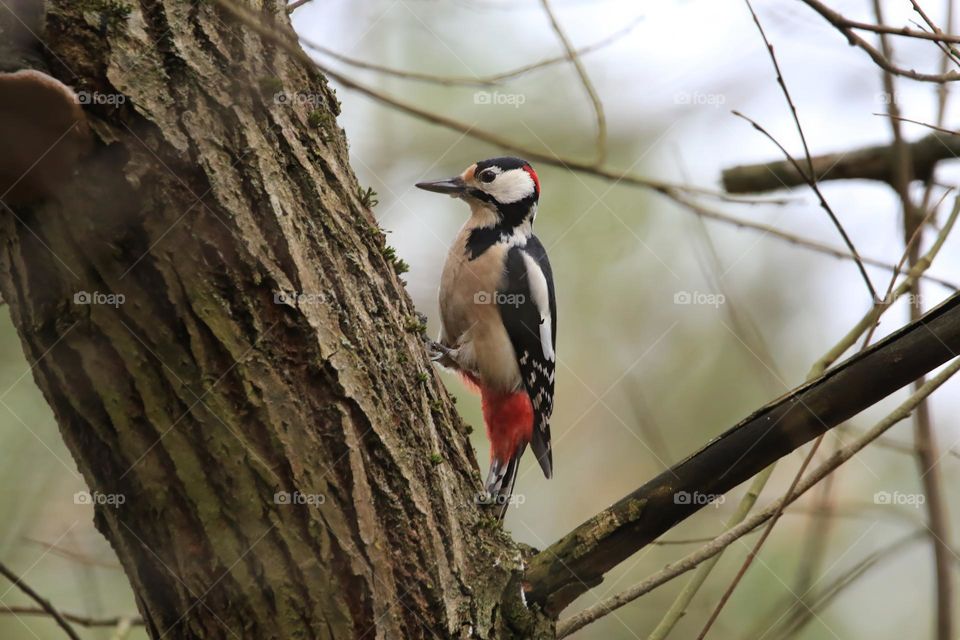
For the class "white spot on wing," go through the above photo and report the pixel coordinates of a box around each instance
[521,252,555,361]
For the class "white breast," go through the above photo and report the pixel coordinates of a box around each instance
[439,229,522,393]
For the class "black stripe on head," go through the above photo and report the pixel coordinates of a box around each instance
[475,156,531,173]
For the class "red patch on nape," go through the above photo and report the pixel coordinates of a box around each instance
[480,389,534,463]
[522,165,540,196]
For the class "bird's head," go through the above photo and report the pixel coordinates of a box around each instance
[416,156,540,228]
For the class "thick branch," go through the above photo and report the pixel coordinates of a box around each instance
[526,290,960,615]
[722,133,960,193]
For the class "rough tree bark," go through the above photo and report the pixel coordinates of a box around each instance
[6,2,960,639]
[0,1,545,638]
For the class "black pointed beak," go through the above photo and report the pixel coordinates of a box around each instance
[415,176,467,195]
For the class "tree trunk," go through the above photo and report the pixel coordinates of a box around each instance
[0,1,543,637]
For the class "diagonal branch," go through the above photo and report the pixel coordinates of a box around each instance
[555,356,960,637]
[525,289,960,616]
[0,560,81,640]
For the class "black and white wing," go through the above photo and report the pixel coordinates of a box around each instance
[498,236,556,478]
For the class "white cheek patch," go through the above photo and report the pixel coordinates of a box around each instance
[487,168,536,204]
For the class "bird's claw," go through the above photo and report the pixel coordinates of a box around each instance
[427,339,458,369]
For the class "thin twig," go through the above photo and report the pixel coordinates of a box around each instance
[732,110,877,302]
[766,530,925,640]
[214,0,763,202]
[212,0,959,292]
[876,113,958,136]
[669,190,956,290]
[0,606,144,628]
[860,189,946,348]
[695,193,958,637]
[781,469,836,616]
[560,194,959,638]
[909,1,960,63]
[809,195,960,375]
[797,0,960,82]
[874,5,956,635]
[0,560,82,640]
[739,0,877,301]
[556,357,960,638]
[539,0,607,165]
[694,435,824,639]
[300,17,643,87]
[286,0,312,13]
[645,219,786,640]
[744,194,946,638]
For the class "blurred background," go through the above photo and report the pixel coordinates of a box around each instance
[4,0,960,638]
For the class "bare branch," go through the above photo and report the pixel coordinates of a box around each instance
[732,110,877,301]
[739,0,875,301]
[287,0,313,13]
[668,190,957,290]
[646,217,787,640]
[214,0,954,293]
[286,0,312,13]
[811,195,960,374]
[699,193,959,635]
[694,434,825,639]
[0,560,81,640]
[908,2,960,64]
[880,113,958,136]
[873,4,956,636]
[765,531,925,640]
[538,0,607,164]
[300,17,642,88]
[556,356,960,638]
[528,287,960,617]
[798,0,960,82]
[722,133,960,193]
[0,606,143,628]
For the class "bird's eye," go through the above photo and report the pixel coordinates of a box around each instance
[478,170,496,183]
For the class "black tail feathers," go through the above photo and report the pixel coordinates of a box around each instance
[483,446,525,522]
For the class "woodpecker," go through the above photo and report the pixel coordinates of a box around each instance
[416,157,556,520]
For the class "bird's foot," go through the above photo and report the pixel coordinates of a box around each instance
[426,339,459,370]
